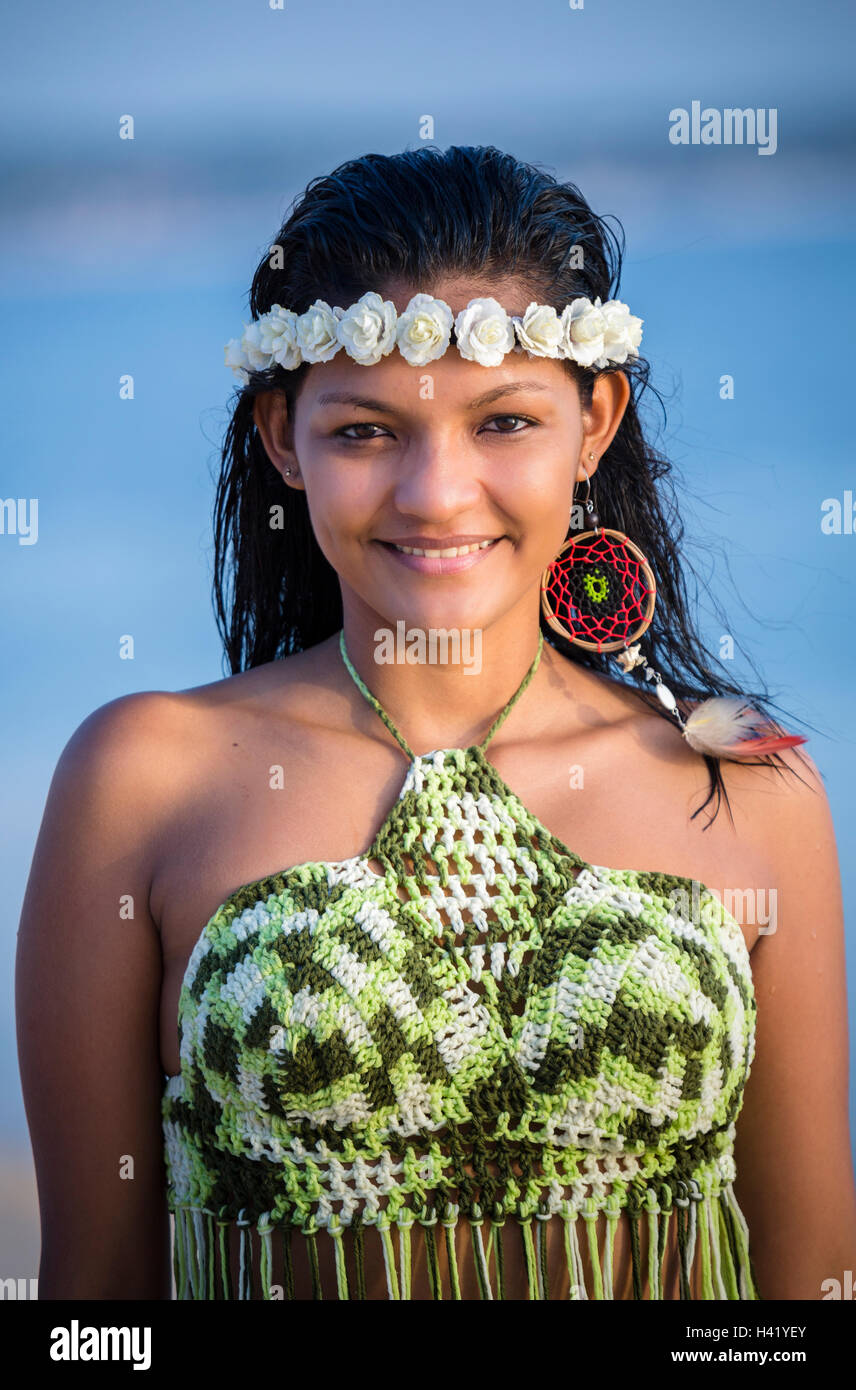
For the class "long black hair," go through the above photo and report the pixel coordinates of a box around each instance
[212,143,811,825]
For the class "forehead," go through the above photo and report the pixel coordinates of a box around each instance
[301,350,575,413]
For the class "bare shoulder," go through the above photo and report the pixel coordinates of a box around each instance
[60,636,343,776]
[685,710,830,850]
[564,655,829,828]
[671,697,830,863]
[59,687,193,769]
[542,649,833,880]
[48,689,212,842]
[166,633,344,729]
[40,638,349,925]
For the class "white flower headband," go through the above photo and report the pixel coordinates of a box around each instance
[224,291,643,381]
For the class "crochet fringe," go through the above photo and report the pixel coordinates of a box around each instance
[169,1182,761,1301]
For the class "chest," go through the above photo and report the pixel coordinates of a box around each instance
[152,721,768,1079]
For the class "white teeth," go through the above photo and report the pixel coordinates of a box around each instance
[391,539,498,557]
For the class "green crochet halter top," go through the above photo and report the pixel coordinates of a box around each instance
[162,629,760,1301]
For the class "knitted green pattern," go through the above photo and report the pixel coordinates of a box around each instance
[162,630,760,1300]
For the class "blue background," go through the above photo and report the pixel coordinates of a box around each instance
[1,0,854,1264]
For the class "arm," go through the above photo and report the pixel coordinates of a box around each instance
[731,748,856,1299]
[16,694,177,1299]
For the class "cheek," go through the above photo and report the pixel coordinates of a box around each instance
[509,475,576,569]
[511,467,576,530]
[301,470,383,559]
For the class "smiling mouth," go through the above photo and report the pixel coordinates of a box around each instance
[382,539,501,558]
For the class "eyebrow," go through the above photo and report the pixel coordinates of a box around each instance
[315,381,552,412]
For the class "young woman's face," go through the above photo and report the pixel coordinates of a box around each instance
[259,276,629,636]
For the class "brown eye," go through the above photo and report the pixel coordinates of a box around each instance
[336,422,390,440]
[482,414,536,433]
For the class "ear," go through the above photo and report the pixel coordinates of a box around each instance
[252,390,303,488]
[579,370,631,481]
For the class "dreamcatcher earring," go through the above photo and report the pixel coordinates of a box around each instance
[540,457,807,759]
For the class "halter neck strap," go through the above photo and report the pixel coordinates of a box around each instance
[337,629,545,763]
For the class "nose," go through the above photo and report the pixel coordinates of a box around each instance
[391,432,484,521]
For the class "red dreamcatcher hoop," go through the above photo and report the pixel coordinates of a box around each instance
[540,526,657,653]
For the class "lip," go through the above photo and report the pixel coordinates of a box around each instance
[376,536,504,575]
[380,535,501,548]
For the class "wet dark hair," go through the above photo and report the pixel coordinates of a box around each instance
[213,143,812,825]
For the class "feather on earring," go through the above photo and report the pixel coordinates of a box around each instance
[681,696,806,758]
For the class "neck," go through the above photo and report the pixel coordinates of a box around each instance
[337,596,558,755]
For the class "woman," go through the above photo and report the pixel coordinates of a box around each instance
[17,145,856,1300]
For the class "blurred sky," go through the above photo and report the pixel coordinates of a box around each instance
[1,0,855,1174]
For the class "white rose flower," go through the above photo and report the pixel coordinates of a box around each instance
[559,297,608,369]
[258,304,302,370]
[394,293,454,365]
[454,297,515,367]
[226,319,277,376]
[295,299,344,363]
[599,299,644,364]
[336,291,397,366]
[513,302,563,358]
[224,336,251,381]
